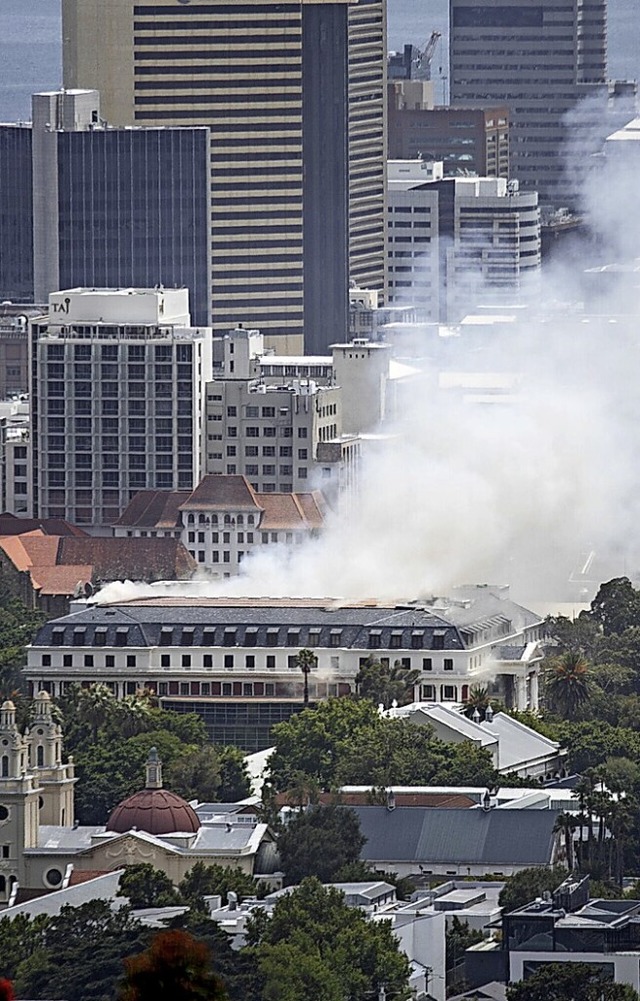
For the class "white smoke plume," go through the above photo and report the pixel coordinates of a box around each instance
[97,137,640,610]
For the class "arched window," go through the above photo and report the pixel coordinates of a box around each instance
[1,756,8,778]
[0,876,5,895]
[36,745,44,767]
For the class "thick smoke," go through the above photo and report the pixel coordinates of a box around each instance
[97,136,640,609]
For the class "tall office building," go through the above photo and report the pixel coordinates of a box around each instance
[449,0,607,207]
[0,90,211,325]
[62,0,387,354]
[31,288,212,527]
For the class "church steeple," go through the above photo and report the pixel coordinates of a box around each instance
[145,747,163,790]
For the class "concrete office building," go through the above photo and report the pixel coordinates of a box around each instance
[0,124,33,303]
[449,0,608,207]
[388,163,541,321]
[62,0,387,354]
[31,288,212,527]
[0,90,211,325]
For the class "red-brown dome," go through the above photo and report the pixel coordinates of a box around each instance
[106,788,201,836]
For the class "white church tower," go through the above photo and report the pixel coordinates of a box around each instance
[25,690,76,827]
[0,699,40,901]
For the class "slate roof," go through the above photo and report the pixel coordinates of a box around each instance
[113,490,191,529]
[180,474,261,511]
[350,806,560,866]
[32,600,465,651]
[0,512,86,537]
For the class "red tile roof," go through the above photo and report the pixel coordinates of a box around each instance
[0,534,196,597]
[257,491,327,531]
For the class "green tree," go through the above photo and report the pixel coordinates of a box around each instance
[165,745,222,803]
[119,864,180,909]
[179,863,258,910]
[119,929,228,1001]
[591,577,640,636]
[76,683,117,743]
[14,901,151,1001]
[544,652,591,718]
[507,962,638,1001]
[544,613,600,657]
[498,867,568,912]
[249,878,411,1001]
[295,648,317,706]
[268,697,381,791]
[446,917,483,977]
[217,746,251,802]
[277,805,366,884]
[553,812,578,870]
[0,913,48,981]
[355,657,420,707]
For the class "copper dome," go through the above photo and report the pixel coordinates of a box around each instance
[106,788,201,836]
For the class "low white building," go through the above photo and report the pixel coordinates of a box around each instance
[385,702,567,780]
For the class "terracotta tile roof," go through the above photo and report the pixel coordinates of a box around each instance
[179,475,261,511]
[113,490,191,530]
[257,491,327,531]
[0,533,196,597]
[68,868,110,886]
[29,565,94,596]
[278,791,477,809]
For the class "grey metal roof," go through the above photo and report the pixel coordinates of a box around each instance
[1,870,124,919]
[350,807,560,866]
[486,713,560,771]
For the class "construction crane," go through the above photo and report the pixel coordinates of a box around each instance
[415,31,442,81]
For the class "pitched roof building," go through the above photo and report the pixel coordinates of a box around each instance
[114,474,327,577]
[0,529,196,614]
[26,586,545,749]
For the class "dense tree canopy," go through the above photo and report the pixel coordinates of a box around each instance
[119,864,180,909]
[248,878,411,1001]
[507,962,639,1001]
[498,867,569,912]
[48,686,252,824]
[355,657,420,707]
[267,697,499,793]
[277,805,366,884]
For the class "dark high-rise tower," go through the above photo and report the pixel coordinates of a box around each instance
[449,0,607,207]
[62,0,387,354]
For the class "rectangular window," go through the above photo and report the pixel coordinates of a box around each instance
[266,630,279,646]
[224,654,234,669]
[444,658,454,671]
[308,632,320,647]
[246,654,255,669]
[106,655,115,668]
[432,632,445,650]
[204,654,213,668]
[266,655,276,670]
[422,684,436,700]
[411,632,424,649]
[423,658,433,671]
[161,654,170,667]
[126,655,137,668]
[390,632,402,649]
[330,631,341,647]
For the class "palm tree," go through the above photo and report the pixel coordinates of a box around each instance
[553,811,578,870]
[117,694,154,738]
[296,649,317,706]
[543,651,591,718]
[76,683,116,742]
[355,657,420,707]
[463,686,490,719]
